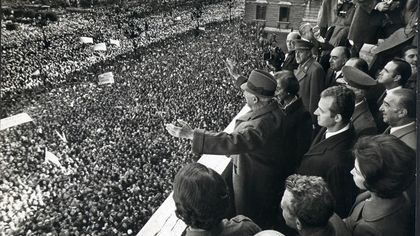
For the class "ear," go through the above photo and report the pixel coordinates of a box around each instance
[334,113,343,123]
[393,74,402,82]
[253,95,259,103]
[296,218,303,231]
[398,108,408,118]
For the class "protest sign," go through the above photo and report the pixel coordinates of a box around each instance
[80,36,93,44]
[0,113,33,131]
[98,72,114,85]
[93,42,107,51]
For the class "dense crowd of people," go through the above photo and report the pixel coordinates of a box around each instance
[0,3,266,235]
[1,1,240,100]
[1,0,418,235]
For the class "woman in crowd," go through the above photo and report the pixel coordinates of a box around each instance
[346,135,415,236]
[173,163,261,236]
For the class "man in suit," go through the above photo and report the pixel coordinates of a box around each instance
[280,174,351,236]
[282,32,301,72]
[380,88,416,150]
[294,40,326,126]
[297,86,357,218]
[369,58,412,132]
[166,70,286,229]
[325,46,350,87]
[342,66,378,137]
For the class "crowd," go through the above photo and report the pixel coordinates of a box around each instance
[1,0,240,100]
[0,3,266,235]
[2,0,418,235]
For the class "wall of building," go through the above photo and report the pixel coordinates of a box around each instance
[244,0,319,31]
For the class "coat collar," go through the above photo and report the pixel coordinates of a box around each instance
[237,101,280,121]
[352,192,408,222]
[306,126,354,156]
[282,97,304,114]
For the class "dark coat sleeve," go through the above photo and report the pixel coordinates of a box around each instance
[191,117,273,155]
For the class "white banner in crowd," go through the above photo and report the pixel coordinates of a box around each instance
[45,148,62,167]
[31,69,40,76]
[0,113,33,131]
[174,16,181,21]
[80,36,93,44]
[198,27,206,31]
[109,39,120,47]
[98,72,115,85]
[93,42,107,51]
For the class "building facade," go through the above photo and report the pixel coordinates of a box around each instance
[244,0,321,33]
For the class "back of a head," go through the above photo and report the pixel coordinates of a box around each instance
[285,174,334,228]
[173,163,229,230]
[345,57,369,73]
[353,135,416,198]
[391,88,416,119]
[321,86,356,124]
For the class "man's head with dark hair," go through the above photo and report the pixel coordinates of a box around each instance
[345,57,369,73]
[274,71,300,99]
[379,88,416,126]
[281,174,334,231]
[351,135,416,198]
[173,163,229,230]
[329,46,350,71]
[314,86,355,130]
[401,45,417,73]
[378,59,412,89]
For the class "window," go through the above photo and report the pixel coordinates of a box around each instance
[279,6,290,22]
[256,5,266,20]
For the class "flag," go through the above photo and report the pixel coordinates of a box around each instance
[175,16,181,21]
[93,42,107,51]
[80,36,93,44]
[45,148,62,167]
[0,113,33,130]
[98,72,114,85]
[109,39,120,47]
[198,26,205,31]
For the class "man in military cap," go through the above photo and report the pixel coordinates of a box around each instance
[342,66,378,137]
[166,69,286,229]
[294,39,326,127]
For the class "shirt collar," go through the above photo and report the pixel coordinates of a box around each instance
[386,86,402,93]
[326,124,350,139]
[390,121,415,134]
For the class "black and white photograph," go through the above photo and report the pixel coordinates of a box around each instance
[0,0,418,235]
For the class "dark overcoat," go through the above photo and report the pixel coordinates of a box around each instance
[352,100,378,137]
[192,101,286,229]
[295,57,326,124]
[297,126,357,218]
[280,98,313,175]
[345,191,412,236]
